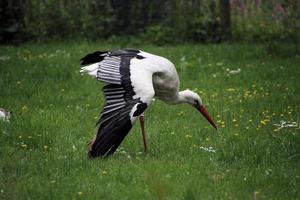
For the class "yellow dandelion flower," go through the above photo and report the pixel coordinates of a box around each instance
[227,88,235,92]
[185,134,192,138]
[102,170,107,175]
[78,192,83,195]
[177,111,185,116]
[260,121,266,125]
[232,119,237,122]
[234,133,239,136]
[21,144,27,148]
[22,105,28,111]
[205,138,210,141]
[44,145,49,149]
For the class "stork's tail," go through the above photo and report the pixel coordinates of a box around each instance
[80,51,107,77]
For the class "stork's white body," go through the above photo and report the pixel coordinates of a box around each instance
[131,51,180,104]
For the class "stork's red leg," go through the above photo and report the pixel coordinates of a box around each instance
[139,115,148,152]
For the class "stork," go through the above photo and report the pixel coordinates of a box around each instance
[80,49,217,158]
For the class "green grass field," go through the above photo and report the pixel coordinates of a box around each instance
[0,41,299,200]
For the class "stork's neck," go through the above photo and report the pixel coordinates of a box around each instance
[159,90,198,105]
[172,90,191,104]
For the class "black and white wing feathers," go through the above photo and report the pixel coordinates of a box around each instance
[80,50,153,158]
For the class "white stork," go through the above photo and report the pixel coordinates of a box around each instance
[80,49,217,158]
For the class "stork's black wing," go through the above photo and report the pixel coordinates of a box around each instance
[81,50,152,158]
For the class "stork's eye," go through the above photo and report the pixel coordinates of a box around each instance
[194,100,200,105]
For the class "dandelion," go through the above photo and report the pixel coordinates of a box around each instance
[177,111,185,116]
[260,120,267,125]
[102,170,107,175]
[185,134,192,138]
[22,105,28,111]
[78,191,83,195]
[44,145,49,149]
[227,88,235,92]
[21,144,27,148]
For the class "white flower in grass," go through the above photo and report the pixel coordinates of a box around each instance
[228,68,241,74]
[199,146,216,153]
[0,56,10,61]
[273,120,298,129]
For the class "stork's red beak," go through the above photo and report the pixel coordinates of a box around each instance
[199,105,217,130]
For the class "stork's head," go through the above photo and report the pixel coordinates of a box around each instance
[179,89,217,130]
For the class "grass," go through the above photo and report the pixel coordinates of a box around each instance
[0,41,299,199]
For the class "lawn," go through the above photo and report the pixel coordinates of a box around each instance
[0,41,299,199]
